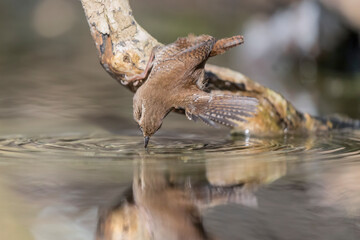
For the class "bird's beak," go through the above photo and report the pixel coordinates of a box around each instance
[144,136,150,148]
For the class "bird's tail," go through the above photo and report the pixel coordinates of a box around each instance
[314,115,360,130]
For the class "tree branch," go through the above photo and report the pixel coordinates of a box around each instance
[80,0,335,134]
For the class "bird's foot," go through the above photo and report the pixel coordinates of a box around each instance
[121,75,143,86]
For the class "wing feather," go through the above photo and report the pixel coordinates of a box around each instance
[186,94,258,128]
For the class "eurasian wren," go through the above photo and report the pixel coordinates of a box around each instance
[125,35,258,147]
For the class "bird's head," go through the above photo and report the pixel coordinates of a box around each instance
[133,98,169,148]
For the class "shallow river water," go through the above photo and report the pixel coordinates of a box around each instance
[1,131,360,240]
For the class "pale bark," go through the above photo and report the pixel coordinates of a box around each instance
[80,0,161,92]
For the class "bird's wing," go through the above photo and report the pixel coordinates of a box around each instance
[185,93,258,127]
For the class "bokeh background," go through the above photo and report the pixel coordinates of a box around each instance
[0,0,359,136]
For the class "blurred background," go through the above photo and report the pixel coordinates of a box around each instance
[0,0,359,136]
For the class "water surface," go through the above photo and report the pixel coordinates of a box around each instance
[1,131,360,240]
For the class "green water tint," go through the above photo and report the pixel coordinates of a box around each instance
[0,132,360,239]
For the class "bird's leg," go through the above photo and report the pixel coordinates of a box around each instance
[122,47,157,86]
[209,35,244,57]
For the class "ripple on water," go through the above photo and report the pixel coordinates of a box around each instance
[0,131,359,164]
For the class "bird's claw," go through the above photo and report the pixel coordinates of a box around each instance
[120,79,129,85]
[120,77,141,87]
[122,74,142,86]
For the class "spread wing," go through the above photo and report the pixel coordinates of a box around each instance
[185,93,258,127]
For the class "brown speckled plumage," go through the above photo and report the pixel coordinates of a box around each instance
[126,34,258,147]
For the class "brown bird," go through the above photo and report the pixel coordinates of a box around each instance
[125,34,258,147]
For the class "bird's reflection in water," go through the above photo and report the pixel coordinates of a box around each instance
[96,150,288,240]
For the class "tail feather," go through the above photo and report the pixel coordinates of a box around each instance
[315,115,360,129]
